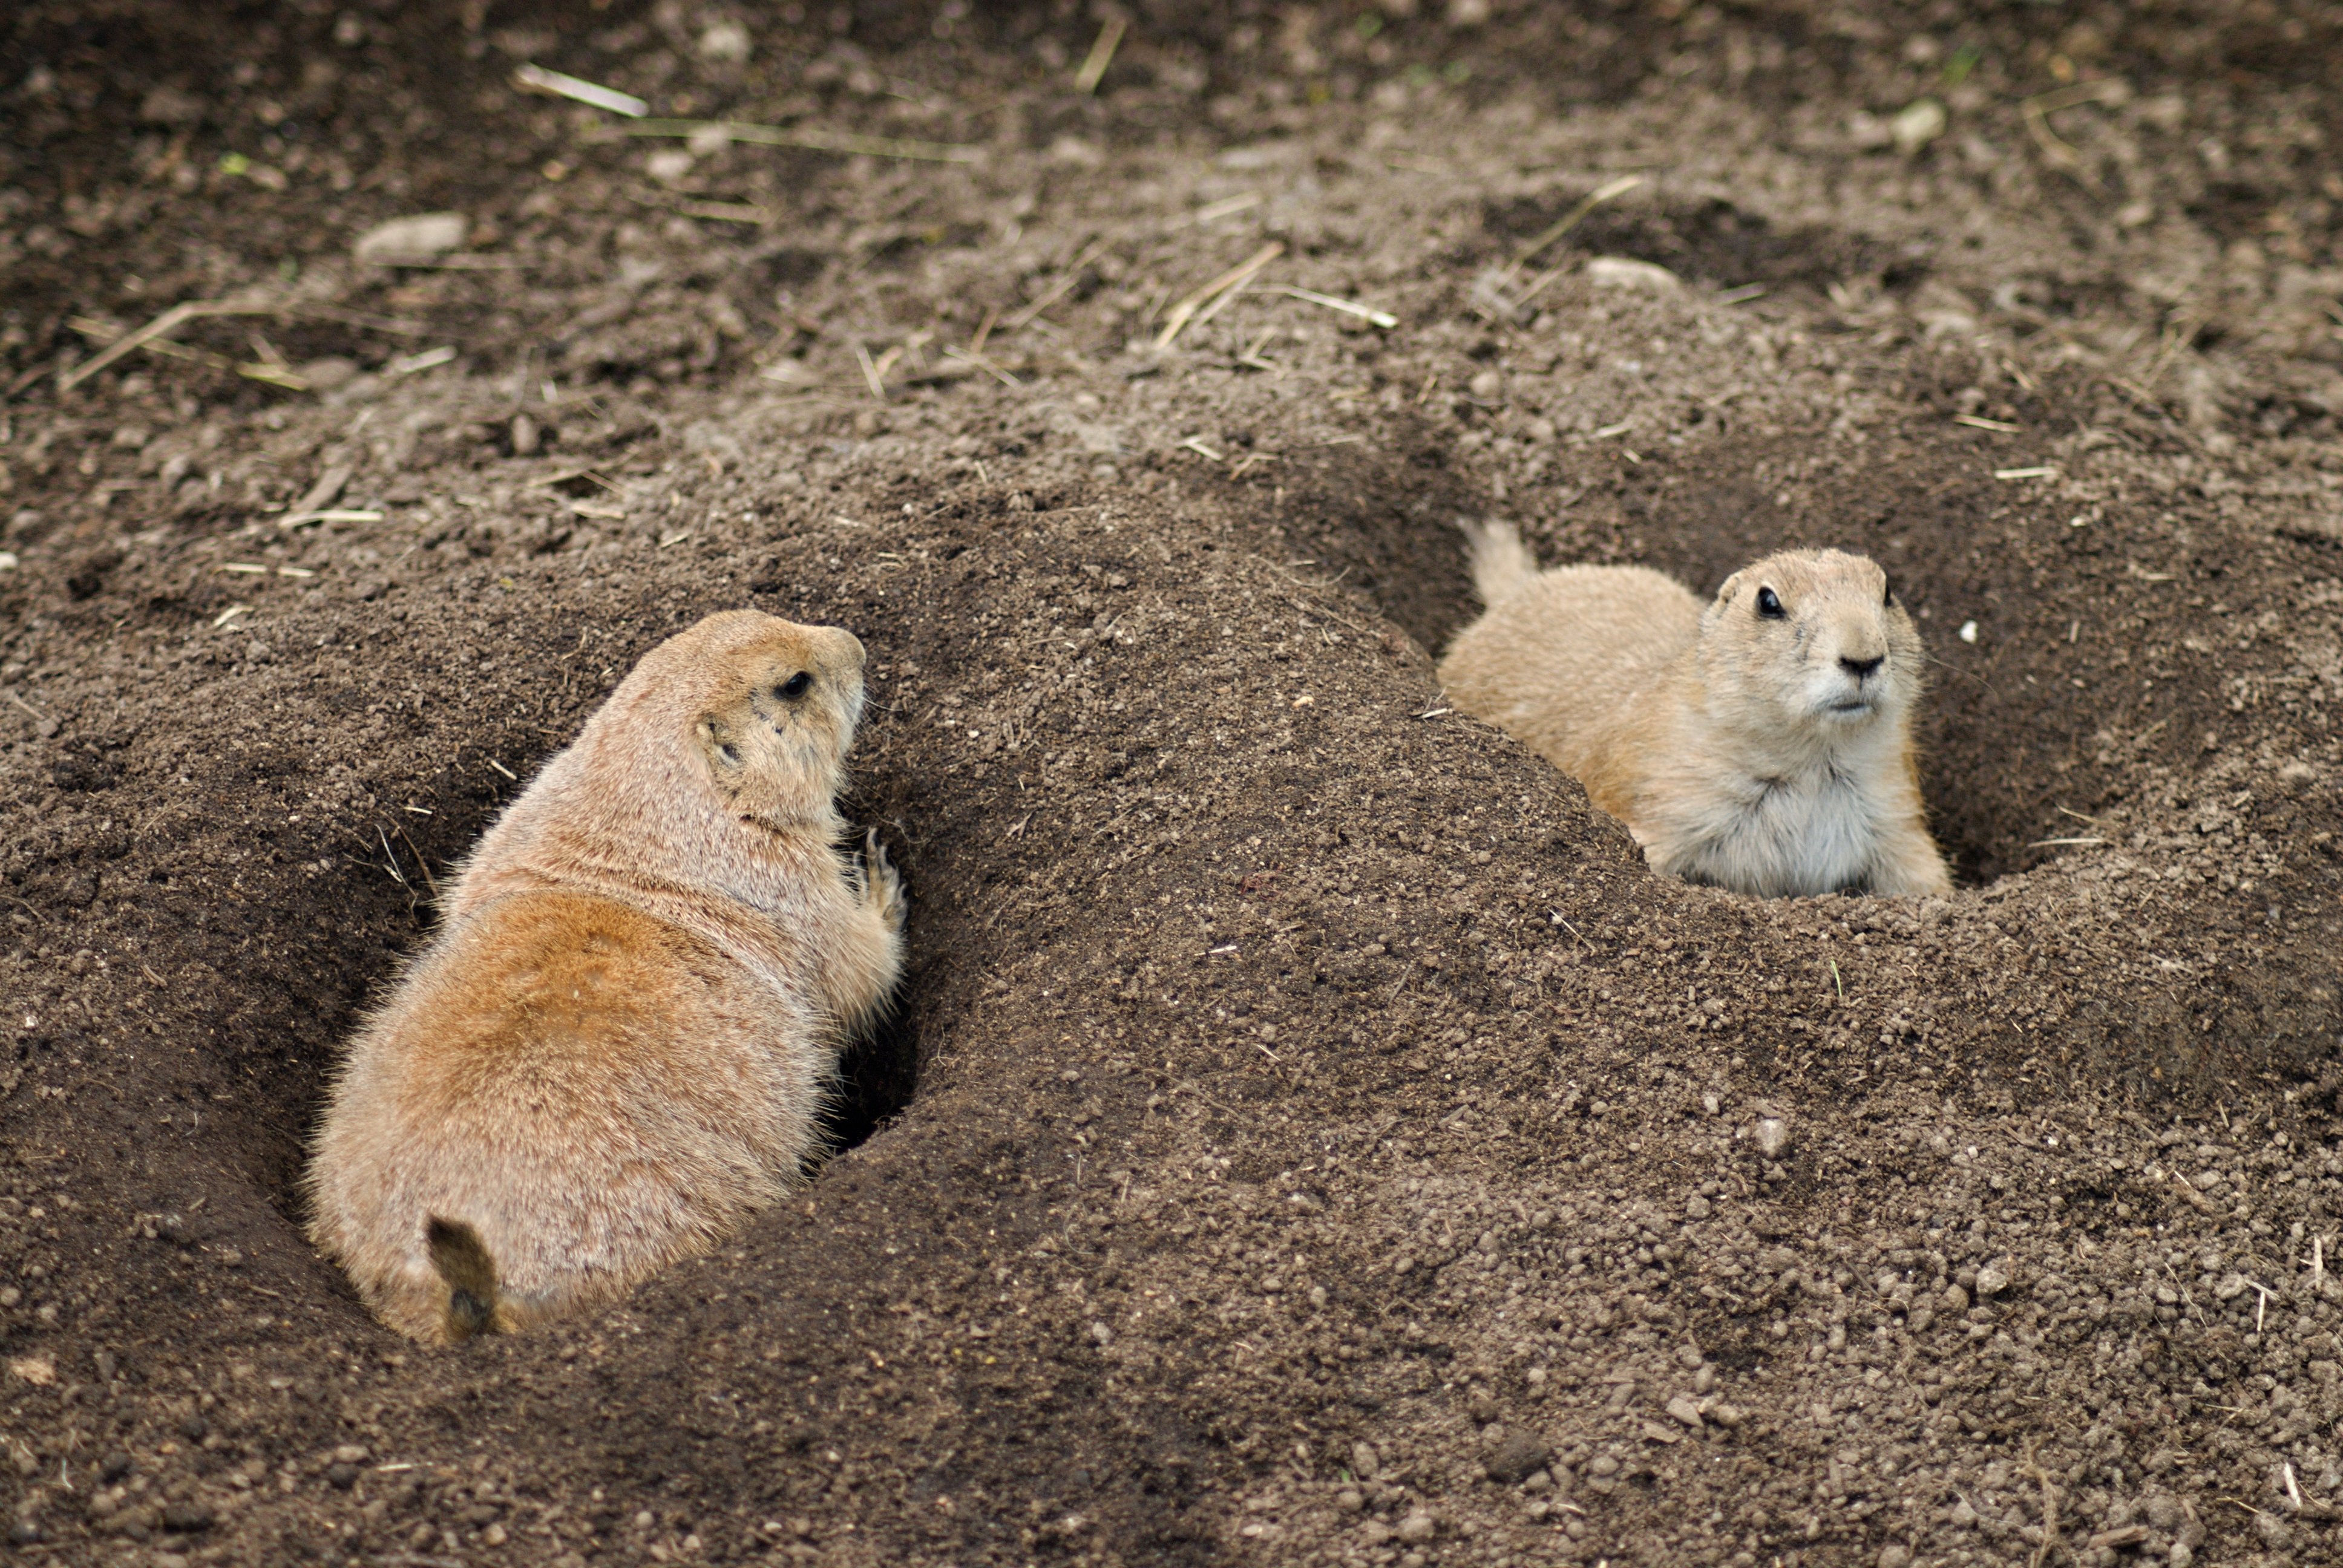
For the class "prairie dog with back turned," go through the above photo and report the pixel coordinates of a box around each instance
[306,609,905,1344]
[1439,523,1953,898]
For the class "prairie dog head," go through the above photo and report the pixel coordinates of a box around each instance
[624,610,868,825]
[1699,549,1922,734]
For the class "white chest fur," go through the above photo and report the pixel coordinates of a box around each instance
[1644,736,1903,897]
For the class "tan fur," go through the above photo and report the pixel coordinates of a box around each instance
[306,610,905,1344]
[1440,523,1953,898]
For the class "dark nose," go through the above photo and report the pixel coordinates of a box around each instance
[1840,655,1883,680]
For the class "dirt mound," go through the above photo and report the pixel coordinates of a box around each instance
[3,2,2341,1565]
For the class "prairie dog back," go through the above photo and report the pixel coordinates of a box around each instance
[1446,521,1703,780]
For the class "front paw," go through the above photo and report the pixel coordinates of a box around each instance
[864,828,906,933]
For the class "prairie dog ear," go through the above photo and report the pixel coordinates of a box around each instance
[696,714,744,781]
[1714,570,1745,606]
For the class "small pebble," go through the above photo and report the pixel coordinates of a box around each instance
[1395,1510,1437,1544]
[1754,1115,1792,1158]
[1483,1428,1551,1485]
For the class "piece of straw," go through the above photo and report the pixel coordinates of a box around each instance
[614,119,980,165]
[1073,18,1127,94]
[1278,286,1397,329]
[1154,243,1283,349]
[514,64,648,118]
[60,299,274,391]
[1504,174,1645,280]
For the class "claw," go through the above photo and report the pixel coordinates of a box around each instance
[861,828,906,930]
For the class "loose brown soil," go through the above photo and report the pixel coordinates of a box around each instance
[4,3,2343,1566]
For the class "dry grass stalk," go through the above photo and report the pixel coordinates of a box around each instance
[61,298,277,391]
[61,299,430,391]
[70,317,236,375]
[1155,243,1284,349]
[854,343,888,402]
[388,346,458,376]
[2025,1447,2060,1568]
[1073,18,1127,95]
[2021,80,2125,181]
[940,347,1023,388]
[1277,286,1397,329]
[676,200,770,226]
[614,119,981,165]
[514,64,647,117]
[1504,174,1645,281]
[1182,192,1262,226]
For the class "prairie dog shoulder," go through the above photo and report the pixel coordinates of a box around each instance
[1440,524,1952,899]
[307,609,906,1344]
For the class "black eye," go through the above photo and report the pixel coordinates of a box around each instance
[777,671,813,700]
[1755,586,1785,619]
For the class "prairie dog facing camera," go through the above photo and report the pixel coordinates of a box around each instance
[307,609,905,1345]
[1439,523,1953,899]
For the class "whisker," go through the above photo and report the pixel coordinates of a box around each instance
[1922,651,1997,694]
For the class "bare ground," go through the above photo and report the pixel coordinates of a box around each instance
[3,3,2343,1567]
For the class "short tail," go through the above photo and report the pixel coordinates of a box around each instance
[1460,518,1539,604]
[425,1216,506,1343]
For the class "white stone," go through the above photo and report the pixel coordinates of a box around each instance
[1585,256,1680,292]
[353,212,467,263]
